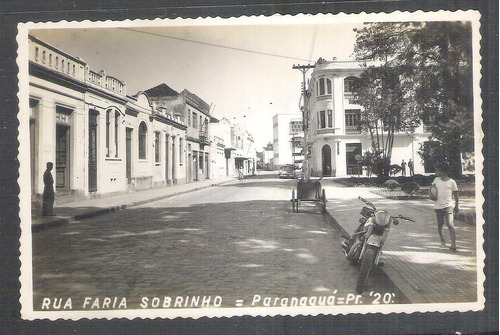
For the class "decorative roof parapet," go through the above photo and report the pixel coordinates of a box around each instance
[29,34,127,97]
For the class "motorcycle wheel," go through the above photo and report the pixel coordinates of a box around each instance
[355,245,378,294]
[348,245,361,266]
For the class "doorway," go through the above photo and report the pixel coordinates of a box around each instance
[322,144,332,176]
[126,128,132,184]
[56,125,70,191]
[88,111,98,192]
[165,135,169,182]
[346,143,362,175]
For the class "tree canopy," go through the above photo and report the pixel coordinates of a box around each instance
[352,21,473,177]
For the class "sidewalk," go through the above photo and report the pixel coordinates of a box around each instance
[322,181,478,304]
[31,176,236,232]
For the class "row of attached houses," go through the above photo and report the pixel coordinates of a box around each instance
[28,34,256,205]
[293,60,431,177]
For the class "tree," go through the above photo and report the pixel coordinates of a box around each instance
[352,22,473,177]
[263,141,273,151]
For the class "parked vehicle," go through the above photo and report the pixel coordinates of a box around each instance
[341,196,415,293]
[279,165,301,179]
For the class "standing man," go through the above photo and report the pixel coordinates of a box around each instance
[42,162,55,216]
[401,159,407,176]
[408,158,415,176]
[430,163,459,250]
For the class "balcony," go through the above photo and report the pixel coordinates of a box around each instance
[199,130,210,149]
[345,125,361,134]
[317,128,335,135]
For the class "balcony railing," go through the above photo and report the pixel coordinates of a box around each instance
[88,70,102,86]
[317,128,335,135]
[345,125,361,134]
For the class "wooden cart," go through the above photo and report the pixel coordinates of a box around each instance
[291,179,327,213]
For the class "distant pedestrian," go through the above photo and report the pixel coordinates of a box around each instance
[401,159,407,176]
[430,163,459,251]
[42,162,55,216]
[238,167,243,181]
[408,159,414,176]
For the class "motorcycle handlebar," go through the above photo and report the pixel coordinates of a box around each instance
[395,215,415,222]
[358,196,376,210]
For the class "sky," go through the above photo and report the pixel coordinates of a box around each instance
[30,19,363,149]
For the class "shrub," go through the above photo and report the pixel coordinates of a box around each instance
[401,181,421,195]
[384,179,400,190]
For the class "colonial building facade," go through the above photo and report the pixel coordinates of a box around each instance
[272,114,304,169]
[28,35,256,207]
[306,60,429,177]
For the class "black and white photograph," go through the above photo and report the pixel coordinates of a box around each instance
[3,3,495,332]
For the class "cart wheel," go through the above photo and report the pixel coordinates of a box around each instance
[321,189,327,213]
[292,190,296,212]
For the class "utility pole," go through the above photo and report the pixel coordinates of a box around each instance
[293,64,315,179]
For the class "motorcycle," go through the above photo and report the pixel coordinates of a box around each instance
[340,196,415,293]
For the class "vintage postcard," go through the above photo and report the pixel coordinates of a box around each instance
[17,10,484,320]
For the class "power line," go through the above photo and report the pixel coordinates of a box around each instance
[119,27,314,63]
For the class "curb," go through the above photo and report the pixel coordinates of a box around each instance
[31,179,235,232]
[323,208,420,304]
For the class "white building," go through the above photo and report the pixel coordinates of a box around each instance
[307,60,429,177]
[272,114,304,169]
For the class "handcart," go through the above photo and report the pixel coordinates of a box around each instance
[291,178,327,213]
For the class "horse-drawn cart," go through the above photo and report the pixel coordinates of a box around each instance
[290,178,327,213]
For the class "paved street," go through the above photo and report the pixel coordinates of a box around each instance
[32,174,408,310]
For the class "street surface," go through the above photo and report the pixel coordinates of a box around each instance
[32,174,409,310]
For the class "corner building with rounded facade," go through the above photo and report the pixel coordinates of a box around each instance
[307,60,429,177]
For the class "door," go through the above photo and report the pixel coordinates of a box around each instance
[165,135,169,182]
[56,125,70,191]
[346,143,362,175]
[322,144,332,176]
[88,112,98,192]
[126,128,132,184]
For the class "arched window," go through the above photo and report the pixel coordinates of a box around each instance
[344,76,359,93]
[35,47,39,60]
[55,56,59,68]
[138,122,147,159]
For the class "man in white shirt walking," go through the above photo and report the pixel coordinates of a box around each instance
[430,163,459,250]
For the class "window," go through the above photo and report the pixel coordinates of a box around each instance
[179,138,183,164]
[115,111,120,157]
[320,110,326,129]
[106,110,111,157]
[192,112,198,129]
[35,47,39,60]
[327,110,333,128]
[317,78,332,96]
[55,56,59,68]
[42,50,46,63]
[155,132,160,163]
[188,110,191,126]
[199,115,203,130]
[344,76,358,93]
[61,59,65,72]
[290,120,302,134]
[138,122,147,159]
[49,54,52,66]
[345,109,361,133]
